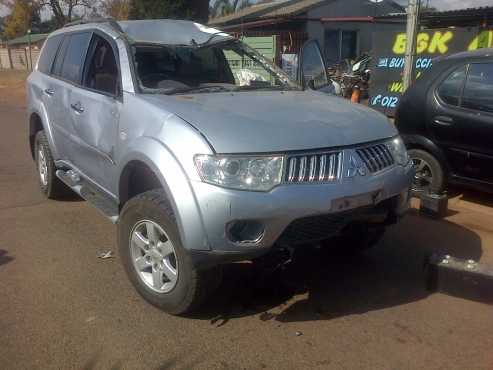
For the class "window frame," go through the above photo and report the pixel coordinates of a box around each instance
[37,34,63,75]
[435,61,493,117]
[460,62,493,115]
[53,31,92,85]
[435,63,468,108]
[80,30,123,100]
[45,29,122,101]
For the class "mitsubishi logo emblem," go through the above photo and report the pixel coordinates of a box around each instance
[346,154,367,177]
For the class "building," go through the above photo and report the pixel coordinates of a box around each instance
[209,0,404,66]
[6,33,48,49]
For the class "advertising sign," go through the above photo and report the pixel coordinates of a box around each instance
[369,28,493,116]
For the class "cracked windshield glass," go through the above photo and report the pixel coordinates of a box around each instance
[133,40,299,94]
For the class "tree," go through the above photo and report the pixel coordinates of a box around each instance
[1,0,96,28]
[101,0,130,20]
[2,0,35,39]
[129,0,209,23]
[210,0,252,18]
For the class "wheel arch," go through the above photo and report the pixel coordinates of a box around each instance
[401,134,450,174]
[117,138,210,251]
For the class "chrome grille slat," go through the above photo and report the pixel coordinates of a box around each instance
[357,143,395,173]
[285,151,341,183]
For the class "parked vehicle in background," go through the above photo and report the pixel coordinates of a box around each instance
[395,49,493,194]
[27,19,413,314]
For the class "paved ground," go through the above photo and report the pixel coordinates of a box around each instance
[1,71,493,370]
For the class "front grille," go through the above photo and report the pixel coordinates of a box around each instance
[356,143,394,173]
[284,151,342,183]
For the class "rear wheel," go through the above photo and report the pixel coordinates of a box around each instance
[408,149,445,194]
[118,189,222,315]
[34,131,72,199]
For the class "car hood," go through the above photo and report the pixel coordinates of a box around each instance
[140,90,397,153]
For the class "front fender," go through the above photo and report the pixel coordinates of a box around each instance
[401,134,450,173]
[117,136,210,251]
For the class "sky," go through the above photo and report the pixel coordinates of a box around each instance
[1,0,493,18]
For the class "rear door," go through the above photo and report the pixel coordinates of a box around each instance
[428,64,469,177]
[429,62,493,183]
[454,63,493,183]
[50,32,93,162]
[67,32,122,192]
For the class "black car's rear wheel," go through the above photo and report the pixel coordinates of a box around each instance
[408,149,445,194]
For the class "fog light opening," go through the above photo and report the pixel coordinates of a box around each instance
[227,220,264,244]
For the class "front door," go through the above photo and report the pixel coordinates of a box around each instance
[68,32,122,192]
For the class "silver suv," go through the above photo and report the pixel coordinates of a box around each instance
[27,19,413,314]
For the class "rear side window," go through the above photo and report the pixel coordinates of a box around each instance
[462,63,493,113]
[52,36,70,76]
[59,32,92,84]
[37,35,62,74]
[437,65,466,106]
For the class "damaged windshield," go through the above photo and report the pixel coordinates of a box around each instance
[132,39,300,94]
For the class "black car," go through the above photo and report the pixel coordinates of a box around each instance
[395,48,493,194]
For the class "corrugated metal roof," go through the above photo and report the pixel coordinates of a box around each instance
[209,0,403,27]
[7,33,49,46]
[209,0,332,26]
[209,1,289,26]
[259,0,329,18]
[377,6,493,19]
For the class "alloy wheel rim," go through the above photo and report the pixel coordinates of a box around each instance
[130,220,178,293]
[38,148,48,186]
[411,157,433,191]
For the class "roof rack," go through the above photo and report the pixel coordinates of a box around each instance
[63,18,124,33]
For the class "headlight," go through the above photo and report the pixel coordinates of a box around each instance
[387,136,410,166]
[194,155,284,191]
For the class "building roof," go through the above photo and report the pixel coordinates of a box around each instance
[209,0,330,26]
[209,0,404,27]
[7,33,49,46]
[376,6,493,27]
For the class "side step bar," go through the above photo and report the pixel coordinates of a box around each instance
[56,170,119,224]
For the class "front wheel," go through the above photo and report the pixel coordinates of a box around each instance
[118,190,222,315]
[408,149,445,194]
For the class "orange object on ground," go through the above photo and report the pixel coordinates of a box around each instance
[351,85,361,103]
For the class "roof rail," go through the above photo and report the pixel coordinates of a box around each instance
[63,18,124,33]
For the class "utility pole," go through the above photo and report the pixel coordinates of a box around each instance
[402,0,421,92]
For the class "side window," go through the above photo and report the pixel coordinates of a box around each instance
[462,63,493,113]
[59,32,92,84]
[38,35,63,74]
[52,36,70,76]
[83,34,120,95]
[437,65,466,106]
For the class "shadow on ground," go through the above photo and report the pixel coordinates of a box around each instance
[0,249,14,267]
[194,212,483,326]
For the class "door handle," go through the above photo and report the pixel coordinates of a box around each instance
[44,88,55,96]
[433,116,454,126]
[70,102,84,114]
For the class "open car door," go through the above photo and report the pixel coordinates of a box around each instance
[298,39,332,92]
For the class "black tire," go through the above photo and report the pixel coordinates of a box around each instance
[118,189,222,315]
[34,131,72,199]
[408,149,445,194]
[323,223,386,253]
